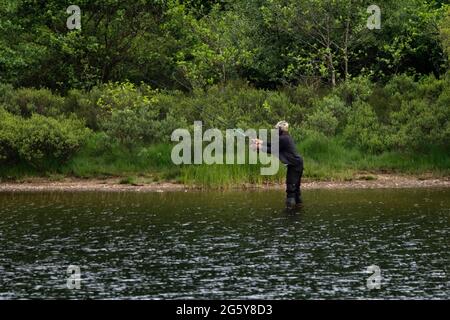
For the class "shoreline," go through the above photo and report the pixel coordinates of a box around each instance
[0,174,449,192]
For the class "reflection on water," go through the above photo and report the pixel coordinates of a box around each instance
[0,188,448,299]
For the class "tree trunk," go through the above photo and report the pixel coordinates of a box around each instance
[344,19,350,81]
[326,16,336,87]
[329,53,336,87]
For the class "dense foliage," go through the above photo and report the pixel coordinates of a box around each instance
[1,74,448,167]
[0,0,449,179]
[0,107,89,168]
[1,0,448,91]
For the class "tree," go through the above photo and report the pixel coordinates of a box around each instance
[366,0,445,79]
[174,3,257,89]
[440,5,450,65]
[0,0,193,91]
[258,0,369,86]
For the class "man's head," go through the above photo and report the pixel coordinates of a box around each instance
[275,120,289,133]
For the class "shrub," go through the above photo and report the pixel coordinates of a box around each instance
[343,101,386,153]
[79,131,114,156]
[64,88,102,130]
[97,82,186,147]
[17,115,90,167]
[3,87,65,117]
[283,85,317,111]
[389,98,450,151]
[304,108,338,137]
[160,83,268,130]
[194,83,268,128]
[96,82,154,113]
[317,95,348,122]
[0,83,14,104]
[417,75,444,102]
[0,108,90,168]
[368,85,397,123]
[384,74,418,98]
[380,74,449,152]
[299,130,332,156]
[101,108,150,147]
[334,76,373,105]
[0,107,20,163]
[262,91,307,126]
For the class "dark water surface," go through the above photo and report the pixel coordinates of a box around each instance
[0,188,448,299]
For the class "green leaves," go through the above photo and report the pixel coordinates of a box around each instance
[440,5,450,63]
[0,0,448,90]
[94,81,186,148]
[343,100,386,153]
[0,108,90,168]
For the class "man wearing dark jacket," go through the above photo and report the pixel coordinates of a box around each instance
[252,121,304,208]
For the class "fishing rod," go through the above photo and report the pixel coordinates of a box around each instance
[194,105,248,138]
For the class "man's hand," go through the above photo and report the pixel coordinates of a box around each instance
[250,138,263,151]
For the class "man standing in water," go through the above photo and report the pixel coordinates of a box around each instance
[252,121,304,208]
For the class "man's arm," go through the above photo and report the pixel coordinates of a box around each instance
[252,136,287,154]
[251,139,269,153]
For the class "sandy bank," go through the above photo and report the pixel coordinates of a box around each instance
[0,174,448,192]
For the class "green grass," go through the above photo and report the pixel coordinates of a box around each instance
[1,133,448,187]
[298,135,450,180]
[119,176,138,185]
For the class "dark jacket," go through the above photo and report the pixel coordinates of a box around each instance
[263,132,303,167]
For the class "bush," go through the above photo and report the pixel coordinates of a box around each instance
[299,130,332,156]
[64,88,102,130]
[367,85,396,123]
[283,85,317,111]
[79,131,114,156]
[96,82,154,113]
[102,108,151,147]
[190,83,268,129]
[0,107,20,163]
[18,115,90,167]
[154,83,267,131]
[343,101,386,153]
[2,87,65,117]
[0,83,14,104]
[317,95,348,122]
[334,76,373,105]
[167,82,310,131]
[97,82,186,147]
[0,108,90,168]
[416,75,444,102]
[384,74,418,99]
[0,74,448,161]
[304,108,338,137]
[389,98,450,151]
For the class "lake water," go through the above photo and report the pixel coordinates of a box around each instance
[0,188,448,299]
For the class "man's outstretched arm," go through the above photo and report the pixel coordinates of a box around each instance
[252,136,287,154]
